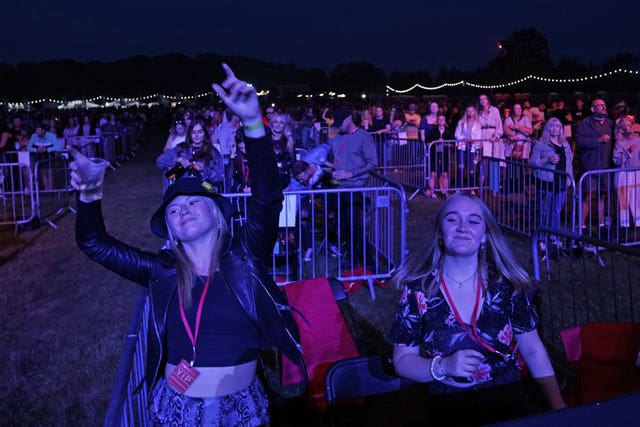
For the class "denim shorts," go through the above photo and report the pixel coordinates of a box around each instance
[149,376,269,426]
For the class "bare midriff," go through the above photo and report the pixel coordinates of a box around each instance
[164,359,258,397]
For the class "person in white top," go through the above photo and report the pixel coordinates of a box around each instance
[63,116,80,138]
[163,119,188,152]
[478,94,503,195]
[613,117,640,228]
[454,106,483,191]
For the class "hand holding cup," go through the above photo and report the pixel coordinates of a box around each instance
[70,150,111,203]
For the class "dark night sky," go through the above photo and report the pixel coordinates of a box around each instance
[2,0,639,75]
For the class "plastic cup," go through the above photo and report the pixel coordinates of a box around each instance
[76,157,109,202]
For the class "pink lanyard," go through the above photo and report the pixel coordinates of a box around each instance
[178,275,211,366]
[240,158,249,185]
[440,275,509,359]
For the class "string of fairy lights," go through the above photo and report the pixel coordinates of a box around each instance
[1,89,272,110]
[386,68,640,93]
[2,68,638,110]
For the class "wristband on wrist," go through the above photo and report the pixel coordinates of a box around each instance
[430,355,446,382]
[242,121,263,131]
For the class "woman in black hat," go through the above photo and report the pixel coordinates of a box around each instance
[72,64,302,426]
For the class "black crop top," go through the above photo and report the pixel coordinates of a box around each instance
[166,273,262,367]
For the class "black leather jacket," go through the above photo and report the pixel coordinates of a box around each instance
[76,134,302,396]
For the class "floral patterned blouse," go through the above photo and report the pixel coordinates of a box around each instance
[387,274,538,394]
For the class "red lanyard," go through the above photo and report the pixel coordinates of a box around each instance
[440,275,509,359]
[178,275,211,366]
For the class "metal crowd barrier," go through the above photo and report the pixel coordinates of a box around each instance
[0,160,36,232]
[102,129,139,166]
[32,153,73,228]
[291,121,329,149]
[64,128,136,167]
[482,157,576,242]
[371,132,427,197]
[222,183,407,299]
[2,128,136,234]
[531,228,640,363]
[104,289,150,427]
[0,152,74,232]
[425,139,483,196]
[407,137,640,248]
[64,135,104,159]
[371,135,523,200]
[576,167,640,246]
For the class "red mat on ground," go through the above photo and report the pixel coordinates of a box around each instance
[281,277,359,402]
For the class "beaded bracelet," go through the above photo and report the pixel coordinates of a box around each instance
[430,355,446,382]
[242,121,263,131]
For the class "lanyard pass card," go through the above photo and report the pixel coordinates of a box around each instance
[167,359,200,394]
[168,275,210,393]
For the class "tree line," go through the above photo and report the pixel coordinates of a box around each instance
[2,27,638,101]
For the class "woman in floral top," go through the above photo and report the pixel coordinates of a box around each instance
[388,192,564,425]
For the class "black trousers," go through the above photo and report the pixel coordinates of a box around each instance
[427,381,537,426]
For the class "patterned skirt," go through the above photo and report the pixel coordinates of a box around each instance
[149,376,269,426]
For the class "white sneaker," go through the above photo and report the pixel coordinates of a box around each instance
[303,248,313,262]
[328,244,342,258]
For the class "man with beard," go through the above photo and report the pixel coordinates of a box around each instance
[575,99,614,231]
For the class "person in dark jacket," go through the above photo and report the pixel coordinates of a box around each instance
[72,64,302,426]
[575,98,614,230]
[425,113,455,198]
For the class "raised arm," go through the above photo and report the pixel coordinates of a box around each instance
[212,64,282,261]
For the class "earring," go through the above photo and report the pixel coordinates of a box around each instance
[480,241,486,251]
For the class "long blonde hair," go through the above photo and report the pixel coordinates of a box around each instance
[166,197,228,308]
[388,192,533,295]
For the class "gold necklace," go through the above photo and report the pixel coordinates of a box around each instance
[443,270,477,289]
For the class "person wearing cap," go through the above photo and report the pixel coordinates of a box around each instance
[327,105,378,258]
[404,103,422,129]
[329,105,377,187]
[72,64,302,426]
[404,103,421,140]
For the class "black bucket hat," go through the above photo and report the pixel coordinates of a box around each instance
[331,106,351,128]
[150,176,235,239]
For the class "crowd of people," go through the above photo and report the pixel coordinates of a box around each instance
[0,109,146,196]
[68,65,575,424]
[3,81,638,425]
[1,110,145,154]
[3,89,639,236]
[148,92,639,241]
